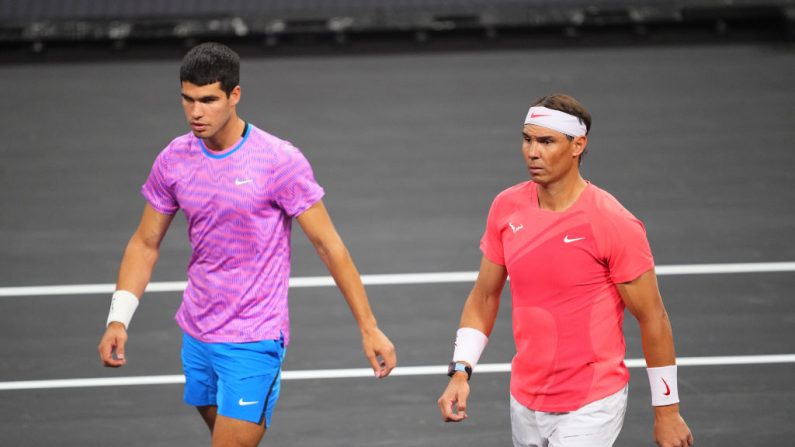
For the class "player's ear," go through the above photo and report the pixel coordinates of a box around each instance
[572,135,587,158]
[229,85,241,106]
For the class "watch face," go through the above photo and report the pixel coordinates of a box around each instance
[448,362,468,377]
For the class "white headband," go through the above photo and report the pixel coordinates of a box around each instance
[524,106,587,137]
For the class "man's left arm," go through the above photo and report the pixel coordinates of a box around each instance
[296,200,397,378]
[618,270,694,447]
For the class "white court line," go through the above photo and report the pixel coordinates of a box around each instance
[1,262,794,297]
[1,354,794,391]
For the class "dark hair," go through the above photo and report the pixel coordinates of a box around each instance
[531,93,591,164]
[180,42,240,95]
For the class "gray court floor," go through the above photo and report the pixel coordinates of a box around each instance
[1,41,794,446]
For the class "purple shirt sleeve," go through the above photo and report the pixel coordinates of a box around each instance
[271,142,324,217]
[141,149,179,215]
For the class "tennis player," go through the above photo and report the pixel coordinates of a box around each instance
[98,42,396,447]
[437,94,693,446]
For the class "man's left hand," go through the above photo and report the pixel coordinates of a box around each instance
[362,327,396,378]
[654,405,694,447]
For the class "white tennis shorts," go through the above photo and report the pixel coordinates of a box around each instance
[510,385,628,447]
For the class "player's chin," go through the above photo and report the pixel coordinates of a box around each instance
[528,170,545,182]
[530,175,547,184]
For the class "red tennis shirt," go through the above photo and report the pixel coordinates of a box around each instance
[481,181,654,412]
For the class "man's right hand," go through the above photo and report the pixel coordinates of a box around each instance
[98,322,129,367]
[437,373,470,422]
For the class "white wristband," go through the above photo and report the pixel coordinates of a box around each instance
[646,365,679,406]
[106,290,139,330]
[452,327,488,369]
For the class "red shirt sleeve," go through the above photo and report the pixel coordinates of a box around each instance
[603,210,655,284]
[480,195,506,266]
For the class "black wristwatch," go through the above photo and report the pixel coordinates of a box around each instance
[447,362,472,381]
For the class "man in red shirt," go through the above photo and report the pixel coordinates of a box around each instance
[437,94,693,447]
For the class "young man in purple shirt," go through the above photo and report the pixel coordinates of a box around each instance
[98,42,396,446]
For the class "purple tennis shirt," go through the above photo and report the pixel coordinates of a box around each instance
[141,124,324,344]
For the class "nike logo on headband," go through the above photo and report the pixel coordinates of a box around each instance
[530,112,550,118]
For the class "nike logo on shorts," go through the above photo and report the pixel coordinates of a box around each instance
[238,398,259,406]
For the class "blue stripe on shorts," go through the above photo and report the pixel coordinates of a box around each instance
[181,332,285,426]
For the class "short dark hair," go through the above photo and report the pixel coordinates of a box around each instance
[531,93,591,165]
[180,42,240,95]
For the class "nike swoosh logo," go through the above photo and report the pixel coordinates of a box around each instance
[530,113,550,118]
[662,378,671,396]
[235,178,253,186]
[563,235,585,243]
[238,398,259,406]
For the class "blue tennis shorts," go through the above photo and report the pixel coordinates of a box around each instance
[181,332,285,426]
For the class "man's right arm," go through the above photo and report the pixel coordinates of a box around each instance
[437,256,507,422]
[98,204,174,367]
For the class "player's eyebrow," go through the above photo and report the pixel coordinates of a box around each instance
[522,131,555,140]
[181,93,219,102]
